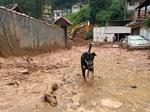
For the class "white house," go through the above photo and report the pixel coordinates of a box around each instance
[53,10,63,20]
[72,1,85,13]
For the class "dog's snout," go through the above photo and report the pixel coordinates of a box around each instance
[87,61,93,68]
[87,62,92,66]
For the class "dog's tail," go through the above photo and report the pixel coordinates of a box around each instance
[88,42,94,52]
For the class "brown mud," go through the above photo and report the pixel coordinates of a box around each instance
[0,43,150,112]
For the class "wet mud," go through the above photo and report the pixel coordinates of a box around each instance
[0,44,150,112]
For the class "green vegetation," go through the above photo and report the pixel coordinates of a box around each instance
[66,0,124,26]
[86,28,93,40]
[143,16,150,29]
[65,4,91,26]
[0,0,47,19]
[0,0,83,19]
[65,0,124,39]
[0,0,125,40]
[0,0,124,25]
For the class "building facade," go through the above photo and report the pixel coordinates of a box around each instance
[126,0,150,41]
[72,1,85,13]
[124,0,145,19]
[93,21,131,42]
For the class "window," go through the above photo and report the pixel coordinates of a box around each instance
[128,0,134,6]
[73,6,79,11]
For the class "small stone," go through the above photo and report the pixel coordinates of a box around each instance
[19,69,29,75]
[117,62,120,64]
[44,93,57,106]
[101,99,122,108]
[130,85,137,88]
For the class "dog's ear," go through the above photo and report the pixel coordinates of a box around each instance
[92,52,97,57]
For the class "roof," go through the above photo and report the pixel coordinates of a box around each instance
[54,17,72,26]
[106,20,132,26]
[125,20,143,27]
[135,0,150,10]
[72,1,85,7]
[4,4,23,13]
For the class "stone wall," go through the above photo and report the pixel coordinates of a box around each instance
[0,7,65,57]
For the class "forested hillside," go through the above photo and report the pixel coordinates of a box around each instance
[0,0,124,27]
[66,0,124,26]
[0,0,87,19]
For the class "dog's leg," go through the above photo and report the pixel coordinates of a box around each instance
[91,71,94,84]
[87,69,89,78]
[82,69,86,81]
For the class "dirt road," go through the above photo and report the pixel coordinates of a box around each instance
[0,44,150,112]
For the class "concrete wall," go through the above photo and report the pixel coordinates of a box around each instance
[0,7,65,57]
[93,27,114,42]
[105,27,131,34]
[140,28,150,42]
[93,27,131,42]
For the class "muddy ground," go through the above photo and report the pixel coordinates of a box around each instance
[0,42,150,112]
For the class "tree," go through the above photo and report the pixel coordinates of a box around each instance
[109,0,124,20]
[96,10,111,26]
[75,5,91,23]
[88,0,111,23]
[143,16,150,29]
[34,0,45,19]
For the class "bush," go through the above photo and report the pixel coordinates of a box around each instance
[86,28,93,40]
[143,16,150,29]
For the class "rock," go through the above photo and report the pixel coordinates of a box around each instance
[51,84,59,92]
[44,94,57,106]
[7,81,19,86]
[130,85,137,89]
[19,69,29,75]
[117,62,120,64]
[44,83,59,106]
[101,99,122,108]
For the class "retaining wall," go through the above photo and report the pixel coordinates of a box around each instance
[0,6,65,57]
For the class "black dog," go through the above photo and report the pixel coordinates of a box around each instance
[81,43,96,83]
